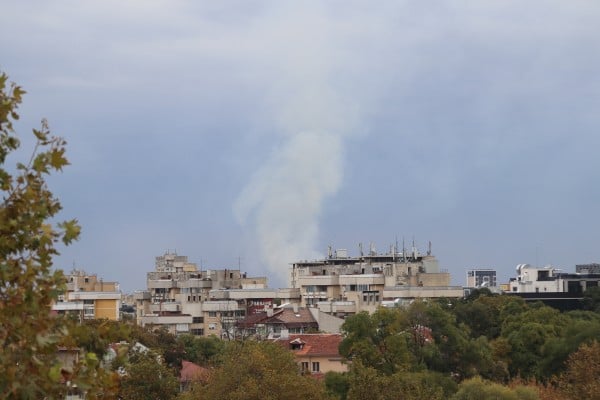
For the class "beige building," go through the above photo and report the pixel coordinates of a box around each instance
[52,270,121,321]
[291,243,463,316]
[135,251,301,337]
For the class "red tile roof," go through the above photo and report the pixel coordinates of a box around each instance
[276,334,343,357]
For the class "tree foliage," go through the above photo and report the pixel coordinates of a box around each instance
[182,341,330,400]
[451,377,538,400]
[0,72,82,398]
[557,340,600,400]
[119,351,179,400]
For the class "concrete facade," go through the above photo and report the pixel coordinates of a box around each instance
[53,270,121,321]
[290,244,462,316]
[135,251,301,337]
[509,263,600,294]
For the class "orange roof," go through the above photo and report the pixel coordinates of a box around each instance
[180,360,209,383]
[277,334,343,357]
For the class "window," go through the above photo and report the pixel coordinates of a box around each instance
[208,311,217,317]
[191,329,204,336]
[83,299,94,305]
[192,317,203,323]
[300,362,309,372]
[312,362,320,372]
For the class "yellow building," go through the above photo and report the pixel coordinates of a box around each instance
[53,269,122,321]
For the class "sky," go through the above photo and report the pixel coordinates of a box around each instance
[2,1,600,292]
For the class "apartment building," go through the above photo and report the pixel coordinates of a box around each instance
[290,243,463,316]
[135,251,301,337]
[52,269,122,321]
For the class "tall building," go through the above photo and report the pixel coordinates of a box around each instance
[466,268,497,288]
[290,242,463,317]
[52,269,122,321]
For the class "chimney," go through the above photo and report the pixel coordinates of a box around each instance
[266,307,273,317]
[292,303,299,313]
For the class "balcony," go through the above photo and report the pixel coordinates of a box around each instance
[177,279,214,289]
[339,274,385,286]
[147,279,176,289]
[316,301,356,313]
[140,314,193,325]
[149,302,180,313]
[297,275,340,287]
[383,286,463,299]
[202,300,240,312]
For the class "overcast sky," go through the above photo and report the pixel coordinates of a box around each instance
[2,1,600,292]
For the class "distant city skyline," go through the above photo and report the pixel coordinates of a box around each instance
[2,2,599,292]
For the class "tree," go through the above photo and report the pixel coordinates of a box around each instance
[0,72,82,398]
[176,334,225,366]
[324,371,350,400]
[119,351,179,400]
[557,340,600,400]
[182,341,330,400]
[451,377,538,400]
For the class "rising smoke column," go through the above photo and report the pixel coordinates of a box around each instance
[232,4,363,286]
[234,131,343,284]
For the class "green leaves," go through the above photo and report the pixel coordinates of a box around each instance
[0,71,83,399]
[58,219,81,245]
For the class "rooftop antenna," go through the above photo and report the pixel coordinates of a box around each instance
[402,237,406,262]
[359,243,363,257]
[428,241,432,256]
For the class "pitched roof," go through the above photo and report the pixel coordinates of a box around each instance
[235,311,270,328]
[266,308,317,328]
[236,307,318,329]
[277,334,343,357]
[179,360,209,383]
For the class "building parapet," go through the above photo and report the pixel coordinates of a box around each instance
[147,279,177,289]
[67,292,121,301]
[177,279,214,289]
[315,301,356,313]
[339,274,385,285]
[297,275,340,286]
[139,314,193,325]
[383,286,463,299]
[149,302,181,313]
[52,302,84,311]
[209,288,278,300]
[202,300,240,312]
[133,291,151,300]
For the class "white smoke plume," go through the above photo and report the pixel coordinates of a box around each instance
[233,4,361,286]
[235,132,343,285]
